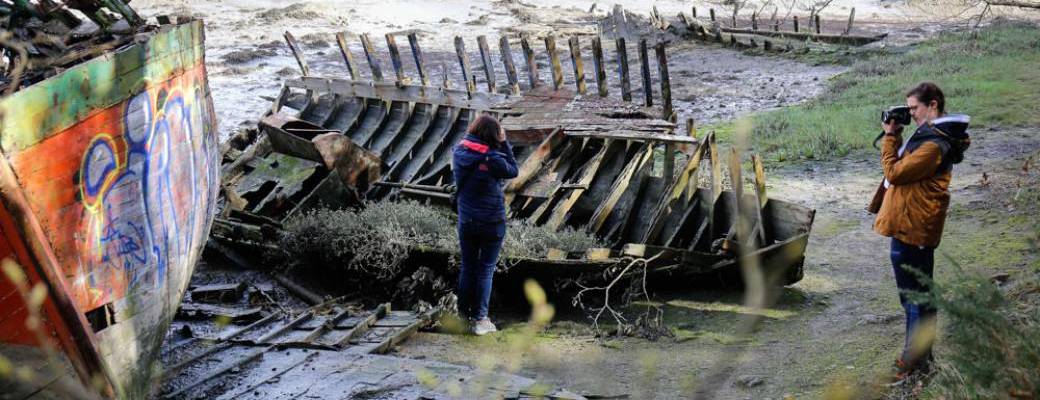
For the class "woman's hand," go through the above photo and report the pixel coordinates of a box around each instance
[883,120,904,137]
[498,126,508,143]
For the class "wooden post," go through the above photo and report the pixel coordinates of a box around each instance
[638,38,652,107]
[613,4,628,39]
[692,6,697,18]
[731,8,737,28]
[335,32,358,80]
[477,35,497,92]
[845,7,856,35]
[360,33,384,81]
[615,37,631,102]
[568,36,586,94]
[774,20,780,32]
[385,34,406,85]
[708,133,722,239]
[545,33,564,90]
[793,16,799,33]
[454,36,476,95]
[591,36,608,97]
[406,33,428,86]
[764,39,773,51]
[664,141,676,186]
[655,42,672,121]
[709,8,716,21]
[499,36,521,95]
[284,31,309,76]
[686,118,696,138]
[752,154,768,244]
[752,12,758,30]
[727,148,746,244]
[815,14,821,34]
[520,34,540,88]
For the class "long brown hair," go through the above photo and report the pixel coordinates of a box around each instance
[467,114,501,147]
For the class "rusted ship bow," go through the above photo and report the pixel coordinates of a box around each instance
[218,30,814,290]
[0,4,218,399]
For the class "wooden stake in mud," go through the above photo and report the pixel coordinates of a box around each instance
[793,16,800,33]
[454,36,476,95]
[710,8,716,22]
[692,6,697,18]
[385,34,407,85]
[845,7,856,35]
[335,32,359,80]
[545,33,564,90]
[568,36,587,94]
[686,118,697,139]
[477,35,497,92]
[655,42,673,121]
[752,12,758,30]
[638,38,652,107]
[406,32,428,86]
[774,20,780,32]
[764,39,773,51]
[499,36,521,95]
[815,14,821,34]
[591,36,608,97]
[520,34,540,88]
[284,31,310,76]
[360,33,384,81]
[615,37,632,102]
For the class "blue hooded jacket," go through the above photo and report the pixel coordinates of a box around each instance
[452,134,518,225]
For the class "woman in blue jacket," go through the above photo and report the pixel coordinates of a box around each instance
[452,114,518,335]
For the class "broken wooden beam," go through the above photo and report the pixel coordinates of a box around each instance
[615,37,632,102]
[284,31,310,76]
[591,36,608,97]
[564,130,697,143]
[360,33,384,81]
[273,273,324,305]
[638,38,652,107]
[845,7,856,35]
[385,34,407,85]
[655,42,673,121]
[477,35,497,93]
[545,33,564,90]
[335,32,360,80]
[520,33,540,88]
[407,32,429,86]
[191,283,246,304]
[454,36,477,95]
[567,35,586,94]
[336,303,390,347]
[499,36,521,95]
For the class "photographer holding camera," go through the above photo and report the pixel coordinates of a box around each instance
[870,82,970,379]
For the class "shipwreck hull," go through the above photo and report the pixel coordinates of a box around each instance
[217,30,814,291]
[0,20,219,398]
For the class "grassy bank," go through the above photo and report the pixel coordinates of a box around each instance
[713,21,1040,162]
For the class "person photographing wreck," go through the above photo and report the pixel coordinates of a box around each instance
[870,82,970,379]
[452,115,518,335]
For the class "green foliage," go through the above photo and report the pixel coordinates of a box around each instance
[713,21,1040,162]
[920,264,1040,399]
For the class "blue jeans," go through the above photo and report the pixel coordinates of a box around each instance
[457,221,506,321]
[890,238,936,362]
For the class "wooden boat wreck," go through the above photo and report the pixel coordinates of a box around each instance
[216,29,816,290]
[0,4,218,399]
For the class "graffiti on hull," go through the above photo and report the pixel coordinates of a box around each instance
[10,64,219,311]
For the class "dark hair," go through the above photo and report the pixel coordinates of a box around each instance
[467,114,501,146]
[905,82,945,114]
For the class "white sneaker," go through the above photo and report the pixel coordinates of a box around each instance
[471,318,497,336]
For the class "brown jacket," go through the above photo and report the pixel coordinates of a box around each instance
[872,135,951,248]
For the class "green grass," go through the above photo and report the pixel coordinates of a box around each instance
[711,21,1040,162]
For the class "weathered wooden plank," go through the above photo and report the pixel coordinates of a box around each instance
[655,42,673,121]
[285,77,505,110]
[587,144,651,233]
[545,139,612,230]
[845,7,856,35]
[392,106,460,185]
[638,38,652,107]
[284,31,310,76]
[640,137,708,244]
[477,35,497,93]
[454,36,477,95]
[385,34,407,85]
[367,101,413,154]
[504,128,564,204]
[615,37,631,102]
[708,133,723,239]
[324,97,365,132]
[359,33,384,81]
[499,36,521,95]
[520,34,540,88]
[383,103,437,174]
[406,33,429,86]
[727,148,747,245]
[544,34,564,90]
[564,130,697,144]
[348,98,389,144]
[335,304,389,348]
[567,36,586,94]
[752,153,768,244]
[591,36,608,97]
[335,32,359,80]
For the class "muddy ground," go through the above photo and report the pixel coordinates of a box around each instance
[139,1,1040,398]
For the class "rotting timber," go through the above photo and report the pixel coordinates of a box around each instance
[215,29,816,290]
[0,3,219,399]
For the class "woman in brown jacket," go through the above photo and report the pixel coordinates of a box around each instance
[874,82,970,378]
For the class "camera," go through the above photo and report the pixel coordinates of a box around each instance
[881,106,911,125]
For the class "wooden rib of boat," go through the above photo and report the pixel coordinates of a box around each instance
[0,11,218,399]
[216,30,814,289]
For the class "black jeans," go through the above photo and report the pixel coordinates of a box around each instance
[890,238,936,362]
[456,221,506,321]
